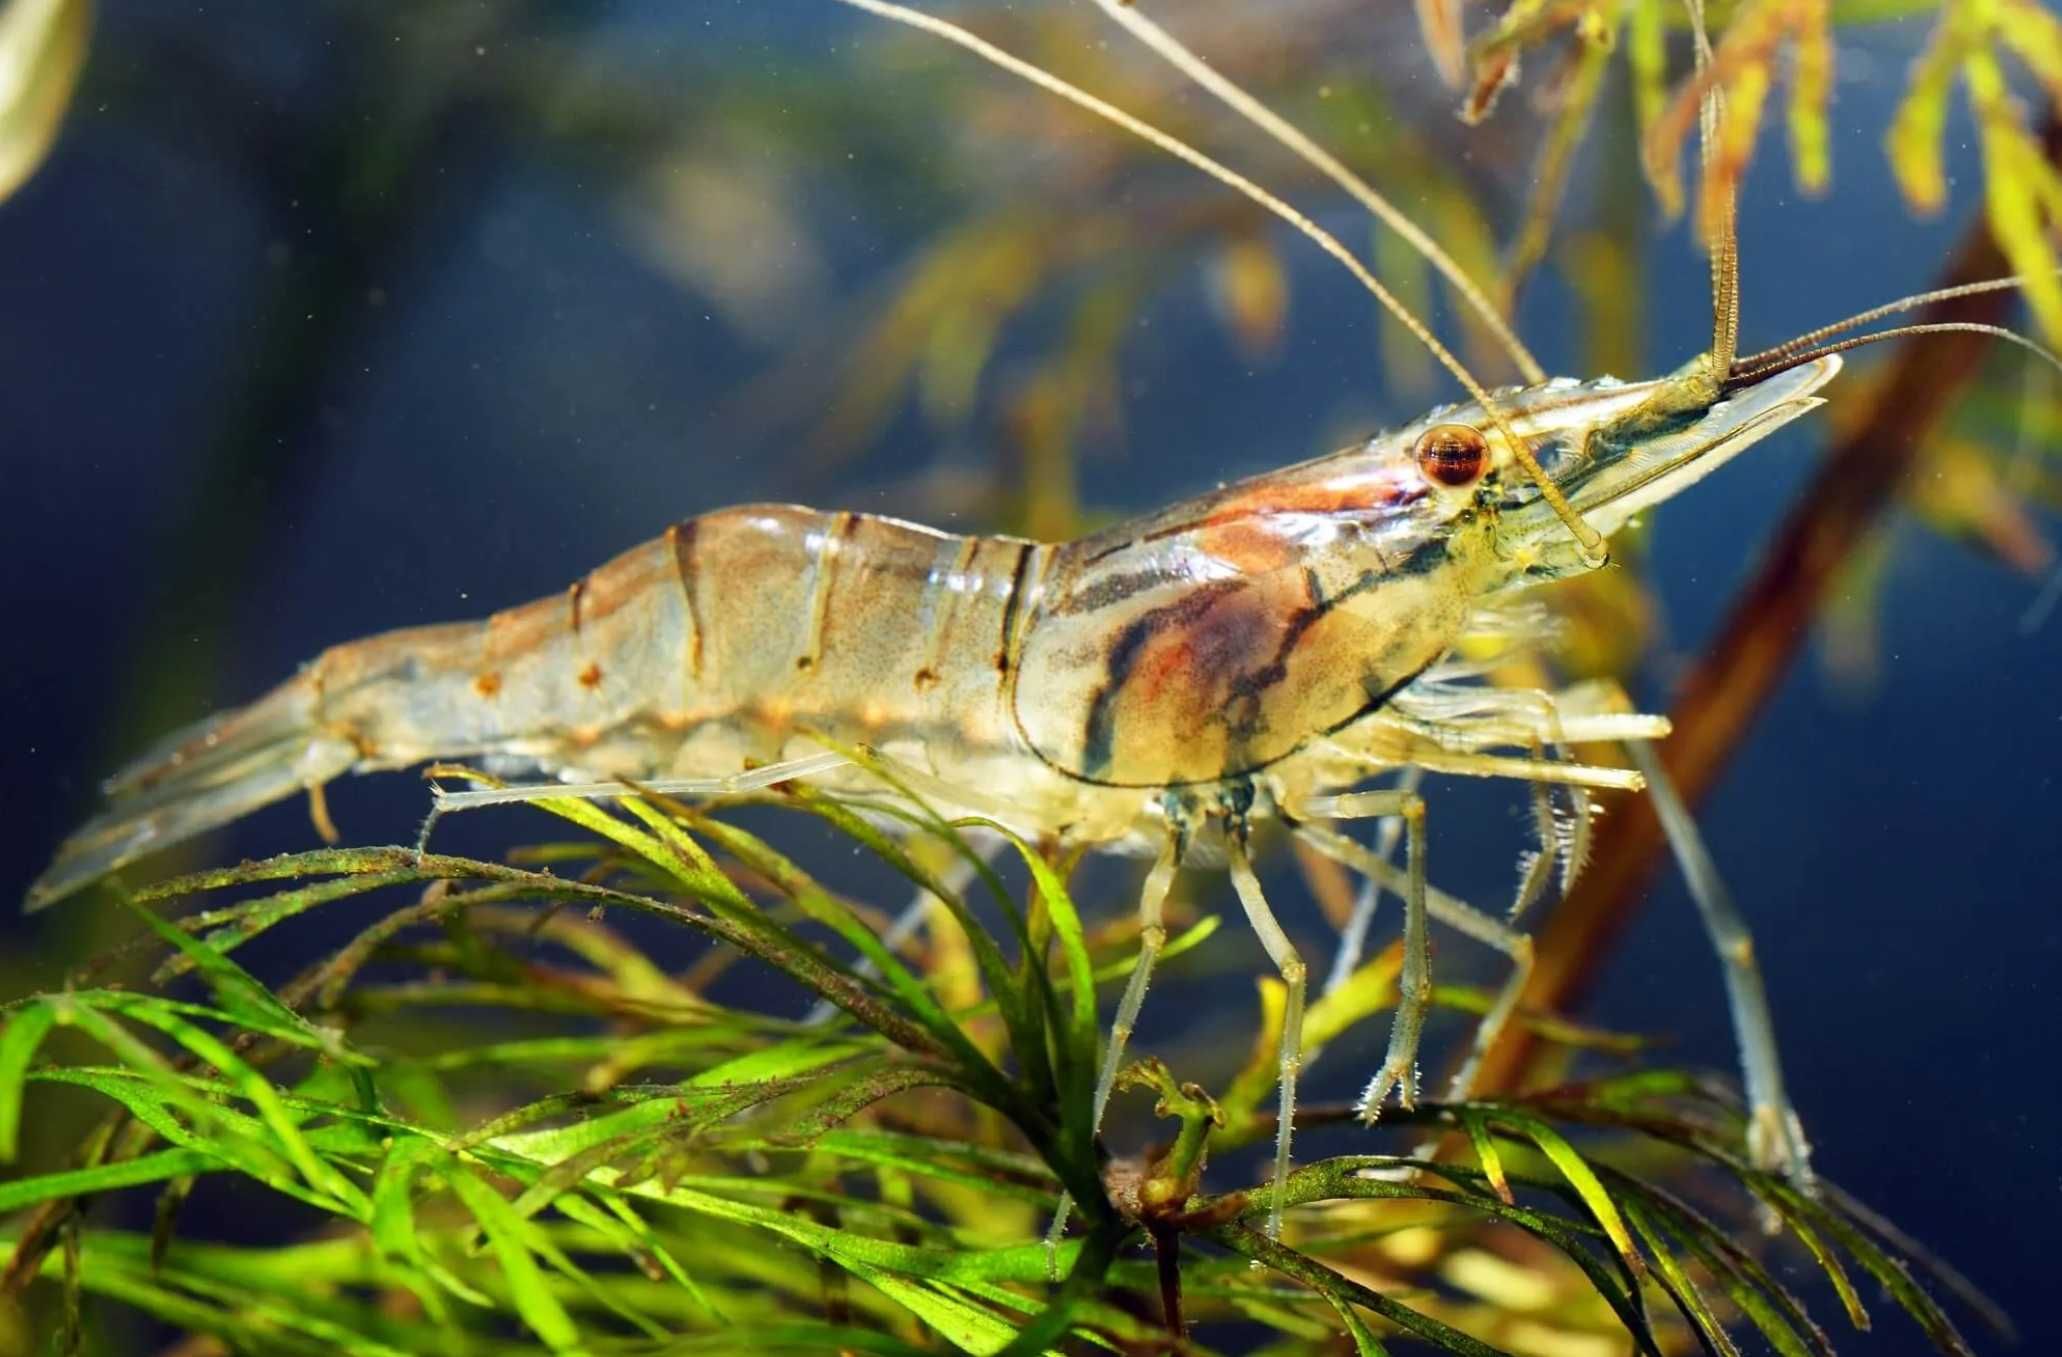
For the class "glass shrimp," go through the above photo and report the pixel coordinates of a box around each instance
[31,0,2059,1252]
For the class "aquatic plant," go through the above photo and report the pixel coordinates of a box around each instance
[3,3,2053,1351]
[0,776,2007,1353]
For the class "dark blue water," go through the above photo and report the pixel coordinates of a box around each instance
[2,3,2055,1352]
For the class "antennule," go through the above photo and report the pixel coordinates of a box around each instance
[1732,275,2051,372]
[1724,322,2062,389]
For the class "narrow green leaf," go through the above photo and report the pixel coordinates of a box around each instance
[977,825,1097,1075]
[1605,1168,1829,1357]
[0,1002,57,1159]
[443,1164,589,1353]
[112,1002,367,1215]
[554,1189,724,1322]
[1755,1183,1870,1332]
[369,1137,431,1262]
[0,0,89,204]
[122,898,321,1041]
[1485,1109,1645,1279]
[1459,1111,1513,1205]
[1883,14,1961,213]
[863,1269,1022,1354]
[1622,1195,1741,1357]
[1753,1173,1974,1357]
[656,1324,930,1354]
[1214,1222,1505,1357]
[678,811,1011,1078]
[0,1147,221,1213]
[27,1030,314,1200]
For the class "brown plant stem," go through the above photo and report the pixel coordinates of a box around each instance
[1473,121,2056,1097]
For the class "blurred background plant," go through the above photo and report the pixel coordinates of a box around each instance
[1,0,2056,1351]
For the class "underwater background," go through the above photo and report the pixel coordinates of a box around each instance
[1,2,2057,1352]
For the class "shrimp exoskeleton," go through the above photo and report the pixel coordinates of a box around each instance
[32,0,2059,1253]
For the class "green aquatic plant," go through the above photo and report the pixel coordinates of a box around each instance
[1,5,2048,1349]
[0,772,2004,1354]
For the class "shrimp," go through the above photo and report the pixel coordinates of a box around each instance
[30,0,2058,1249]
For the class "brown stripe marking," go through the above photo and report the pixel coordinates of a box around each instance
[994,542,1039,675]
[567,577,588,635]
[798,511,857,672]
[666,519,705,679]
[1078,579,1244,779]
[917,535,981,692]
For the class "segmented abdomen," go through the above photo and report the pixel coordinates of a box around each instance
[320,505,1055,787]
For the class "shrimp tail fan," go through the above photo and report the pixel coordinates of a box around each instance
[27,680,359,912]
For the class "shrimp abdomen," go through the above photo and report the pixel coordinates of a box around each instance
[28,505,1050,909]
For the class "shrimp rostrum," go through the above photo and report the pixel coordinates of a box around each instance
[31,0,2056,1244]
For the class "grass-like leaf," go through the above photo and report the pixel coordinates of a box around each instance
[0,781,2005,1354]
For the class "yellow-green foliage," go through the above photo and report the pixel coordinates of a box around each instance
[0,772,2002,1354]
[0,0,90,203]
[1887,0,2062,343]
[1446,0,2059,342]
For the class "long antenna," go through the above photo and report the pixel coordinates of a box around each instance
[1085,0,1547,386]
[1732,275,2050,372]
[1726,322,2062,388]
[832,0,1607,562]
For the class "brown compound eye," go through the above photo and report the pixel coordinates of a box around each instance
[1413,422,1489,488]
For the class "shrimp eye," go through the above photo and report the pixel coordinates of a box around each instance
[1414,423,1489,488]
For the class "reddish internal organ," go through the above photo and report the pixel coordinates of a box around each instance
[1012,457,1470,786]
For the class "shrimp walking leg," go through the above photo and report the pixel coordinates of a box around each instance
[1628,738,1813,1186]
[1293,820,1534,1107]
[1294,792,1429,1118]
[1044,834,1182,1267]
[415,751,856,856]
[1509,765,1561,924]
[1323,768,1420,996]
[1226,832,1306,1243]
[1090,836,1184,1132]
[419,752,852,828]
